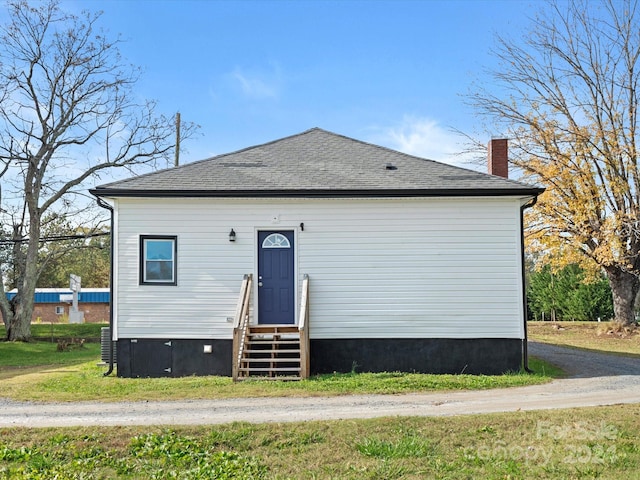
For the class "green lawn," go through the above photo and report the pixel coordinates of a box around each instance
[1,324,637,479]
[1,405,639,479]
[0,324,564,402]
[0,352,559,402]
[0,322,105,341]
[0,324,104,384]
[0,341,100,368]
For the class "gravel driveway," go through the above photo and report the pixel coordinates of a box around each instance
[1,342,638,428]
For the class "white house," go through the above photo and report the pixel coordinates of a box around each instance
[90,128,543,378]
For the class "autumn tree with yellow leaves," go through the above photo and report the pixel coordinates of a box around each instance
[471,0,640,325]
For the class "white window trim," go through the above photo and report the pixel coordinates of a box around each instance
[139,235,178,285]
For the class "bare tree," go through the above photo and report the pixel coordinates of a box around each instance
[469,0,640,325]
[0,1,180,340]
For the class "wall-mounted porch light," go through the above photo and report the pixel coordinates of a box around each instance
[229,228,236,242]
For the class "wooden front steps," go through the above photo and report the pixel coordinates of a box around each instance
[236,325,303,381]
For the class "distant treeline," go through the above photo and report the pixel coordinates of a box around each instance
[527,264,614,322]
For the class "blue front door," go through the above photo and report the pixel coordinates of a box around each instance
[258,231,295,324]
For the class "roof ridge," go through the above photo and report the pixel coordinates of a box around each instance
[92,128,544,196]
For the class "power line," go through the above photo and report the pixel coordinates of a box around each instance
[0,231,110,245]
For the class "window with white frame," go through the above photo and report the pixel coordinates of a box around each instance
[140,235,177,285]
[55,306,64,315]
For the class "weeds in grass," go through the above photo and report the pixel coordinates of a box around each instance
[130,431,266,479]
[2,406,638,479]
[356,435,435,458]
[0,430,267,480]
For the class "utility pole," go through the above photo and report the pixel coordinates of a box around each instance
[174,112,181,167]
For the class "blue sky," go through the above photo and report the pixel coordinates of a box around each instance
[60,0,540,168]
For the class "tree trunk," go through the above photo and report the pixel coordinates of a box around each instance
[1,304,12,337]
[6,217,41,342]
[6,283,36,342]
[605,266,640,326]
[6,308,32,341]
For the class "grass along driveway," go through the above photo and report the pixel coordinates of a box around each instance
[1,405,639,479]
[0,356,558,402]
[8,320,638,404]
[0,323,563,402]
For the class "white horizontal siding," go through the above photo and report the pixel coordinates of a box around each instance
[112,197,525,340]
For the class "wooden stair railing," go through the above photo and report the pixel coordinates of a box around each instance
[232,274,253,381]
[234,274,310,381]
[298,274,310,379]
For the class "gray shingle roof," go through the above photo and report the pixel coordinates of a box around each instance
[91,128,543,198]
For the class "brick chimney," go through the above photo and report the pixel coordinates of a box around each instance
[488,138,508,178]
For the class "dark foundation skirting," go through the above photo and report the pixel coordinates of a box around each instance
[116,338,232,378]
[310,338,522,375]
[115,337,522,377]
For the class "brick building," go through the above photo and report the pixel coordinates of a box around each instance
[5,288,109,323]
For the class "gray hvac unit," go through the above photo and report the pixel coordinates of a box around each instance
[101,327,116,364]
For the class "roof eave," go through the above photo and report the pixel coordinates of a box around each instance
[90,187,545,199]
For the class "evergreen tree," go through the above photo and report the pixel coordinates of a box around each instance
[527,264,614,321]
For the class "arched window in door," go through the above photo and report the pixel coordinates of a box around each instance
[261,233,291,248]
